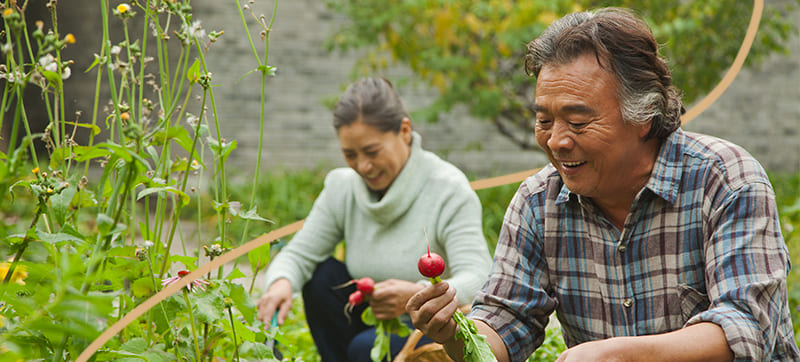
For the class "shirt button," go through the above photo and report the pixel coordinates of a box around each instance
[617,245,627,253]
[623,298,633,308]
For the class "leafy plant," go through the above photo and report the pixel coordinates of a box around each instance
[324,0,800,149]
[0,0,284,360]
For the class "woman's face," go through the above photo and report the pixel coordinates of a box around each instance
[337,118,412,194]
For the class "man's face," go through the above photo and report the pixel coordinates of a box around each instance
[534,54,653,201]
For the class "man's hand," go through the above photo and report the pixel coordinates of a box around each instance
[370,278,424,320]
[256,278,293,328]
[405,281,460,344]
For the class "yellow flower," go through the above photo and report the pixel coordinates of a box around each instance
[0,262,27,285]
[35,20,44,29]
[2,9,14,17]
[64,33,76,44]
[32,167,40,174]
[117,3,130,13]
[120,112,130,121]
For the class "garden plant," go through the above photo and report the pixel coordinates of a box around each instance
[0,0,285,360]
[1,0,799,361]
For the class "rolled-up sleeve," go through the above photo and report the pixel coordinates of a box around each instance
[687,182,795,360]
[469,186,557,362]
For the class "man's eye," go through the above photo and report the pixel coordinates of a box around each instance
[569,122,588,128]
[536,118,552,126]
[364,151,378,158]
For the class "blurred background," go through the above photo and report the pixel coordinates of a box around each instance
[9,0,800,179]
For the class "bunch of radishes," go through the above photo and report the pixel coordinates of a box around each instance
[344,276,375,316]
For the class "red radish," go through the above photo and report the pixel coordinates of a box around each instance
[355,277,375,296]
[418,229,445,280]
[418,251,445,278]
[348,290,364,306]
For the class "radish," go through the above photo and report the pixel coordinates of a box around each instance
[418,250,445,280]
[418,229,445,282]
[355,277,375,296]
[348,290,364,306]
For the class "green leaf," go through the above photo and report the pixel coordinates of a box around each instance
[64,121,102,136]
[239,341,278,361]
[360,307,411,362]
[132,277,156,298]
[193,291,225,324]
[137,186,190,206]
[50,181,78,226]
[453,311,497,362]
[186,59,202,83]
[225,267,247,281]
[168,255,197,270]
[248,243,272,274]
[207,137,237,161]
[120,338,148,353]
[230,204,273,223]
[35,230,87,245]
[227,282,257,323]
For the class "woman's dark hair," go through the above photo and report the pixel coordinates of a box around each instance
[333,77,409,133]
[524,8,684,140]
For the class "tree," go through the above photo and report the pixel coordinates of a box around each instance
[324,0,800,149]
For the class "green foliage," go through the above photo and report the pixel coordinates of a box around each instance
[769,172,800,345]
[0,0,284,360]
[324,0,800,148]
[361,307,412,362]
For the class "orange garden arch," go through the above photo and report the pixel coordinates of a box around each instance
[77,1,764,359]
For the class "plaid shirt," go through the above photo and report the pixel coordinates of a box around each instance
[470,129,798,362]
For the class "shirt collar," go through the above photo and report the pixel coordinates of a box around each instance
[553,128,685,206]
[644,128,684,204]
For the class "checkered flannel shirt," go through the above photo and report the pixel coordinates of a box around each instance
[470,129,799,362]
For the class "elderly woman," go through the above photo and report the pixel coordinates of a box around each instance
[257,77,492,362]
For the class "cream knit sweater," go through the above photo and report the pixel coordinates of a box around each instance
[263,132,492,305]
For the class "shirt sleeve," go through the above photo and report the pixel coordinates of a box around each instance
[263,172,345,292]
[469,183,557,362]
[685,181,793,360]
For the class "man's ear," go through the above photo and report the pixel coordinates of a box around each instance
[639,119,653,139]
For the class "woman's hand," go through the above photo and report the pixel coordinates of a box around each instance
[256,278,293,329]
[369,278,425,320]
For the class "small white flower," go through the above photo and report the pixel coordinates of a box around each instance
[182,20,206,41]
[110,45,121,56]
[39,54,58,73]
[186,113,200,127]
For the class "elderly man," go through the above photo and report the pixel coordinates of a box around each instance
[406,7,798,362]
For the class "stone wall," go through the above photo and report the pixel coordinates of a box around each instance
[28,1,800,179]
[195,0,800,177]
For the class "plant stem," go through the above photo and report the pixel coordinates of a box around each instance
[227,306,240,362]
[183,289,203,361]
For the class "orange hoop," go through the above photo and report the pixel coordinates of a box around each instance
[77,1,764,360]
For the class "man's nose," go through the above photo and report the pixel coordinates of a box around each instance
[547,121,574,151]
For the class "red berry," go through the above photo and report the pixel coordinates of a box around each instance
[417,252,445,278]
[355,277,375,296]
[348,290,364,306]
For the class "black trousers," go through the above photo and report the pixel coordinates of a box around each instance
[302,257,433,362]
